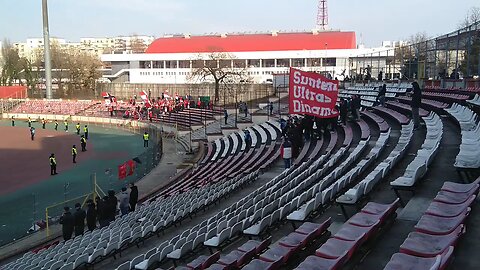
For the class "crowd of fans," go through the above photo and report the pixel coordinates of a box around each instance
[116,94,214,121]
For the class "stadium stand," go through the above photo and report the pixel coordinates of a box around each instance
[11,100,97,115]
[4,83,480,270]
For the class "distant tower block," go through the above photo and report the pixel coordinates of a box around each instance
[316,0,328,30]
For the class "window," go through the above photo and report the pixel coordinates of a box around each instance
[262,59,275,68]
[140,61,151,69]
[247,59,260,68]
[291,58,304,67]
[178,60,190,69]
[153,61,164,68]
[192,60,204,68]
[219,60,231,68]
[307,58,322,67]
[322,58,337,67]
[276,59,289,67]
[165,60,177,69]
[205,60,218,68]
[233,59,246,68]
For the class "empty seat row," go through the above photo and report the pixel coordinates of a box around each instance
[384,178,480,270]
[337,122,413,206]
[445,104,480,169]
[296,199,399,270]
[391,112,443,190]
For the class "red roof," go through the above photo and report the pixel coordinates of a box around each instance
[145,32,356,54]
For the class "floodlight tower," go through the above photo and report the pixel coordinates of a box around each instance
[316,0,328,30]
[42,0,52,99]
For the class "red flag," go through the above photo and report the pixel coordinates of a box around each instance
[139,90,152,108]
[118,163,127,180]
[127,160,135,176]
[289,67,339,118]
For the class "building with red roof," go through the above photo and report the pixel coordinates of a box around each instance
[101,30,390,84]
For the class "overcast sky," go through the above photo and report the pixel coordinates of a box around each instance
[0,0,478,46]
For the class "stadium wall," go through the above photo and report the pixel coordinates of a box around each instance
[97,82,275,103]
[0,86,27,99]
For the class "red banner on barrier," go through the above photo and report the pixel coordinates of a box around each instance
[118,163,127,180]
[289,68,339,118]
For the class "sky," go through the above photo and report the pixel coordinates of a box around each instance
[0,0,478,46]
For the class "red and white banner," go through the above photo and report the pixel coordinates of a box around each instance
[289,68,339,118]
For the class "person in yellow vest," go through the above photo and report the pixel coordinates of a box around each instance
[143,132,149,147]
[84,125,89,140]
[49,153,58,175]
[72,145,78,163]
[80,135,87,152]
[42,118,47,129]
[28,117,32,128]
[76,123,81,135]
[64,120,69,132]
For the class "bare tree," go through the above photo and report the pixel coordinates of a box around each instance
[459,7,480,29]
[188,51,249,104]
[130,36,147,53]
[35,43,102,97]
[0,39,22,86]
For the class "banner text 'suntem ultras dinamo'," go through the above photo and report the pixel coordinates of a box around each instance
[289,68,339,118]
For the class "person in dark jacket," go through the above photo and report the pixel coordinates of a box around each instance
[86,200,97,231]
[377,84,387,106]
[107,190,118,222]
[129,183,139,212]
[73,203,86,237]
[411,81,422,129]
[351,95,361,121]
[97,196,109,228]
[59,206,75,241]
[339,98,348,125]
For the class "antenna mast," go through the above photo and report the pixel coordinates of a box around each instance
[316,0,328,30]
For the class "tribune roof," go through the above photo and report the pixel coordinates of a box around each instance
[145,31,356,54]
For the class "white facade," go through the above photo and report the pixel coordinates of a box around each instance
[101,46,393,84]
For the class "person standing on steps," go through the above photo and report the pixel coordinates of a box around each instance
[73,203,86,237]
[84,125,89,140]
[72,145,78,163]
[411,81,422,130]
[280,138,292,169]
[129,182,139,212]
[80,135,87,152]
[224,109,228,125]
[49,153,57,175]
[377,84,387,107]
[143,132,149,147]
[75,123,81,135]
[59,206,74,241]
[86,199,97,231]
